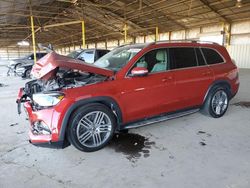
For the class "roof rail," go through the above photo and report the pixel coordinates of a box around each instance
[154,40,219,45]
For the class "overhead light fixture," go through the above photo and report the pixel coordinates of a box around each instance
[236,0,242,8]
[56,0,77,3]
[17,41,30,46]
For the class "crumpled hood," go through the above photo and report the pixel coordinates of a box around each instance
[31,52,114,80]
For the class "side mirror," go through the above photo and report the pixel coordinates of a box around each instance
[130,67,148,77]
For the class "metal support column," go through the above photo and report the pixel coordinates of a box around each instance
[155,26,159,41]
[30,15,36,63]
[124,23,127,44]
[81,20,86,49]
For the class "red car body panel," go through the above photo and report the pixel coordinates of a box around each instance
[18,42,240,145]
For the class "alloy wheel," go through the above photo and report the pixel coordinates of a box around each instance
[76,111,112,148]
[211,90,228,115]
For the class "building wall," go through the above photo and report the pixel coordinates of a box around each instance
[1,20,250,68]
[228,45,250,68]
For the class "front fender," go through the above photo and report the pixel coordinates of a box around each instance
[58,96,123,141]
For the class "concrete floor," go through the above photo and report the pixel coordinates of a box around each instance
[0,67,250,188]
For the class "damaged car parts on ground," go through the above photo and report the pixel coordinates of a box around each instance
[17,41,239,152]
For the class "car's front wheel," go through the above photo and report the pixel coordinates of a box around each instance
[67,103,116,152]
[202,87,229,118]
[24,69,31,78]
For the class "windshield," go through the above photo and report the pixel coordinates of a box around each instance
[94,44,146,71]
[67,50,82,59]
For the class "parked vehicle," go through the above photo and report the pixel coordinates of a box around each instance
[15,64,33,78]
[15,49,109,79]
[17,41,239,152]
[67,49,110,64]
[8,53,47,76]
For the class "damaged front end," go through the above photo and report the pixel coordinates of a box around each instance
[17,68,107,112]
[16,52,114,145]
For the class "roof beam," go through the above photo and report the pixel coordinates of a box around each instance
[84,0,143,30]
[142,0,187,30]
[199,0,231,23]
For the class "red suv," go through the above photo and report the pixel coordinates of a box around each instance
[17,41,239,152]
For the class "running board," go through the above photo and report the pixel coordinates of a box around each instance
[123,108,200,130]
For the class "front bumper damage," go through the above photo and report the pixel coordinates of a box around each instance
[16,88,65,148]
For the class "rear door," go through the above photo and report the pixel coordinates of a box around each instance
[169,47,214,109]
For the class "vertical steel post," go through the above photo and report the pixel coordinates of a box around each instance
[155,26,159,41]
[81,20,86,49]
[124,23,127,43]
[30,15,36,63]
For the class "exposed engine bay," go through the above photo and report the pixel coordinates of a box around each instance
[24,68,107,98]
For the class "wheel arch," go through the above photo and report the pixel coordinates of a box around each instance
[58,96,123,141]
[203,80,232,105]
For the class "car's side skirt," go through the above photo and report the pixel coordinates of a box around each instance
[122,107,200,130]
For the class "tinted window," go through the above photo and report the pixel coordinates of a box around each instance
[195,48,206,66]
[78,50,95,63]
[29,54,34,60]
[40,53,47,58]
[133,49,168,73]
[36,53,47,59]
[169,48,197,69]
[97,50,109,59]
[201,48,224,65]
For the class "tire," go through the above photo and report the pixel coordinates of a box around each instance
[14,63,22,76]
[67,103,116,152]
[24,69,31,78]
[202,86,229,118]
[14,63,21,70]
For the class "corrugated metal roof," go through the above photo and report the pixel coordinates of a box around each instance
[0,0,250,48]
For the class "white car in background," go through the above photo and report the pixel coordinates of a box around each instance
[67,49,110,64]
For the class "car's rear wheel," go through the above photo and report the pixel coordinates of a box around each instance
[202,87,229,118]
[67,103,116,152]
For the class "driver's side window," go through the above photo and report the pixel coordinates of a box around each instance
[133,49,168,73]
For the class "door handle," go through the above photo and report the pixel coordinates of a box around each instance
[162,76,173,82]
[202,71,211,76]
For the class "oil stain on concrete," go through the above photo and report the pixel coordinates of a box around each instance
[108,133,155,162]
[233,101,250,108]
[197,130,212,146]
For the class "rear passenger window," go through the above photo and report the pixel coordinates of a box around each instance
[201,48,224,65]
[195,48,206,66]
[169,48,197,69]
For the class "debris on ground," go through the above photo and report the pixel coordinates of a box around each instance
[9,123,18,127]
[233,101,250,108]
